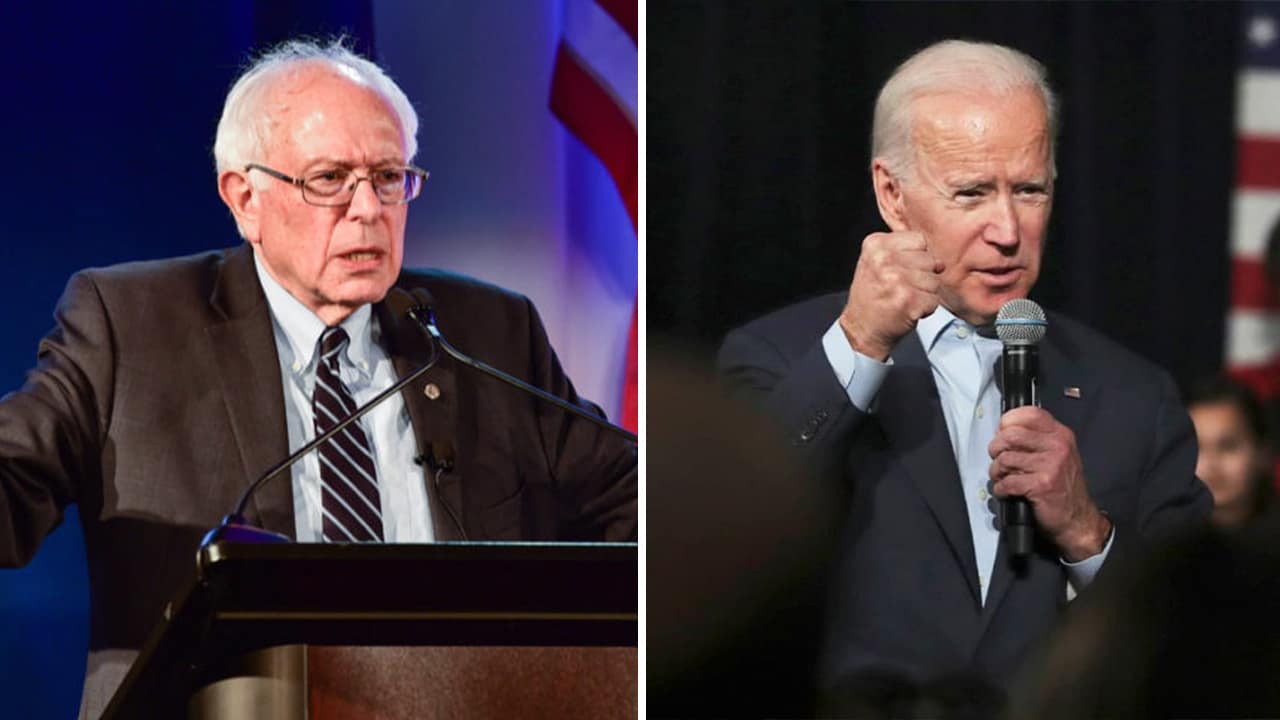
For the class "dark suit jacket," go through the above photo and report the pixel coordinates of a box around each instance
[718,292,1210,696]
[0,244,636,717]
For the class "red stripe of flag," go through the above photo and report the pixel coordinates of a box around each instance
[1238,136,1280,189]
[551,2,638,432]
[1230,257,1280,310]
[620,305,638,430]
[550,43,638,229]
[1231,360,1280,400]
[595,0,637,43]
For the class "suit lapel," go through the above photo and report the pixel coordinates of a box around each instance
[1036,333,1094,453]
[877,333,982,607]
[205,245,294,537]
[981,325,1093,621]
[375,290,464,541]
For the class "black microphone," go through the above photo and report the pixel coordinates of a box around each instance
[994,298,1048,559]
[404,287,638,444]
[415,440,468,541]
[199,293,441,547]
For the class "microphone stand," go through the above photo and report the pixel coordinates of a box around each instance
[404,291,638,445]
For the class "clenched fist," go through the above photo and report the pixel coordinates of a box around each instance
[839,231,945,360]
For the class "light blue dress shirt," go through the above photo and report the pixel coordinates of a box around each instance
[254,257,434,543]
[822,308,1111,604]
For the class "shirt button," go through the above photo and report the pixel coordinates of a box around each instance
[978,487,988,501]
[975,406,984,419]
[291,362,301,372]
[956,326,970,339]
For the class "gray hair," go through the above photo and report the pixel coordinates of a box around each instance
[212,38,419,176]
[871,39,1058,179]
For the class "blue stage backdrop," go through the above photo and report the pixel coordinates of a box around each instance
[0,2,635,716]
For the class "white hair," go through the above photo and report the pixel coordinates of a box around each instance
[871,39,1058,179]
[212,38,419,176]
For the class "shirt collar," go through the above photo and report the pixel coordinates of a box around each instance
[916,305,1006,355]
[916,305,961,354]
[253,252,375,376]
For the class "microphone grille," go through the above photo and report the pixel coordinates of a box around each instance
[995,298,1047,345]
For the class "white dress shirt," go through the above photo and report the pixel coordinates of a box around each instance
[254,257,434,543]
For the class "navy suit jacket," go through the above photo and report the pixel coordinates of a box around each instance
[718,291,1211,692]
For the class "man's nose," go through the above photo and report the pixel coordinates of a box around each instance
[346,177,383,221]
[984,195,1020,247]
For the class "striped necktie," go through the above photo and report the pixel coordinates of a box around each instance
[313,326,384,542]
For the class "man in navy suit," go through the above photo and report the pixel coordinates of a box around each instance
[718,39,1210,707]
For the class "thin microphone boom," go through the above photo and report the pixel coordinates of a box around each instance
[405,287,638,445]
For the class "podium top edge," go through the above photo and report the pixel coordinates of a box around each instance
[198,540,638,573]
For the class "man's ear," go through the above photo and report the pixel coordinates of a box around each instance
[871,158,910,232]
[218,170,262,244]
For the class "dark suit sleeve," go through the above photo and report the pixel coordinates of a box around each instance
[0,272,112,566]
[1113,371,1212,558]
[522,297,637,542]
[717,323,868,475]
[1142,373,1212,535]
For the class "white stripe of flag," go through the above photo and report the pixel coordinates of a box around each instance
[1228,310,1280,365]
[1230,189,1280,259]
[1227,6,1280,375]
[563,0,637,125]
[1238,70,1280,137]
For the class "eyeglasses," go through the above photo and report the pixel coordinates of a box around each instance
[245,163,430,207]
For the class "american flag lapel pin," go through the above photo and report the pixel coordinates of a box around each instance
[1064,386,1082,399]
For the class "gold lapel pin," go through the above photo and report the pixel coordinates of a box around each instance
[1064,386,1082,399]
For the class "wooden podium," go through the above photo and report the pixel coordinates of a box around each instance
[101,541,637,719]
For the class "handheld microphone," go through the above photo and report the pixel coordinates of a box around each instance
[403,287,638,444]
[994,298,1047,559]
[199,297,441,548]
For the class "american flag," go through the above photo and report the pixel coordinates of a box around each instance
[550,0,639,432]
[1228,3,1280,408]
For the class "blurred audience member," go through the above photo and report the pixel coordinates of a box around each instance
[1012,515,1280,718]
[1187,375,1275,529]
[648,341,843,717]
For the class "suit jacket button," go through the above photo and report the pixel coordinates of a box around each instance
[423,383,442,400]
[798,416,823,442]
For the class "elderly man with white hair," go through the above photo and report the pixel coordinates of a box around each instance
[719,39,1210,707]
[0,39,636,717]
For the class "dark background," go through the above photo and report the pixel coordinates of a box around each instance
[649,0,1240,390]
